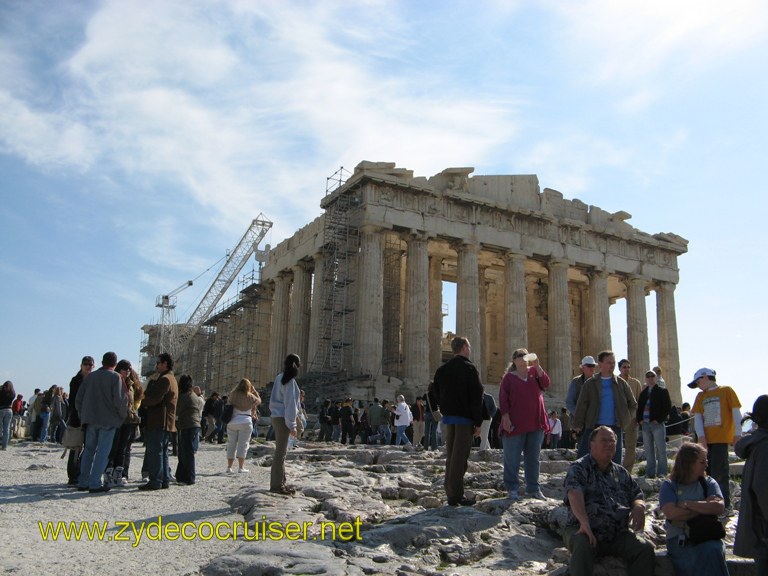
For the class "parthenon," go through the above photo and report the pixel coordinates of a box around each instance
[155,161,688,406]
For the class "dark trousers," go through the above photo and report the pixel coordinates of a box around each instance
[707,442,731,508]
[67,447,82,483]
[108,422,133,471]
[145,428,170,488]
[341,421,355,444]
[564,526,655,576]
[318,422,332,442]
[175,427,199,484]
[270,417,290,491]
[443,423,474,502]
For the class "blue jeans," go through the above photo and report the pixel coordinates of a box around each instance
[79,424,117,489]
[707,443,731,508]
[0,409,12,449]
[641,421,667,477]
[583,426,623,465]
[424,413,439,450]
[395,425,411,446]
[331,424,341,442]
[145,428,170,487]
[666,536,729,576]
[502,429,545,495]
[37,411,50,442]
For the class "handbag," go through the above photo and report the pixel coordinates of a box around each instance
[426,395,442,422]
[684,477,726,544]
[62,426,84,450]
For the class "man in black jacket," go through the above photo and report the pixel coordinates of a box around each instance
[636,370,672,479]
[433,336,483,506]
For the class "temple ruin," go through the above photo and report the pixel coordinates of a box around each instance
[144,161,688,406]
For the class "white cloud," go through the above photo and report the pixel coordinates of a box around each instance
[550,0,768,86]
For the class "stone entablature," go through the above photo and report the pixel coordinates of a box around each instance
[249,161,687,406]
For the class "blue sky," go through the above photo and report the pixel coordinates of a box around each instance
[1,0,766,416]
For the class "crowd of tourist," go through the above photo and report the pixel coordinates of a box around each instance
[2,340,765,576]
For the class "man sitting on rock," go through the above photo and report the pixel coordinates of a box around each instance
[563,426,655,576]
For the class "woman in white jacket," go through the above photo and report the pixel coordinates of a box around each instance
[393,394,413,447]
[269,354,301,494]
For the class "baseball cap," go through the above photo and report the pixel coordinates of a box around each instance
[645,370,656,378]
[581,356,596,366]
[687,367,716,389]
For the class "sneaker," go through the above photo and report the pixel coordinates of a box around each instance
[114,476,126,487]
[238,468,249,474]
[226,467,234,474]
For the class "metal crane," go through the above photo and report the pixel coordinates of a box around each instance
[143,213,272,374]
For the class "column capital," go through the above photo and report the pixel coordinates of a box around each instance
[452,239,480,253]
[586,267,611,280]
[547,258,572,270]
[504,250,528,264]
[359,223,383,235]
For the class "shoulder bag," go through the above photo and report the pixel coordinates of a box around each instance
[62,425,84,450]
[426,395,442,422]
[684,477,726,544]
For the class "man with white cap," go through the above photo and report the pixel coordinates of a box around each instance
[689,367,741,510]
[566,356,596,457]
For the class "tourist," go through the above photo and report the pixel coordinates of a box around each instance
[689,367,741,509]
[636,369,672,479]
[175,374,202,484]
[76,351,129,493]
[618,359,643,471]
[479,392,497,450]
[547,410,562,448]
[680,402,692,437]
[560,407,571,449]
[424,388,440,450]
[367,399,392,445]
[0,381,15,450]
[27,388,41,439]
[35,386,52,443]
[393,394,413,447]
[317,399,332,442]
[653,365,667,388]
[329,400,342,442]
[411,396,425,448]
[139,352,178,491]
[498,348,551,500]
[225,378,260,474]
[734,395,768,575]
[10,393,24,439]
[565,356,597,457]
[269,353,301,495]
[659,442,728,576]
[120,365,144,483]
[66,356,94,485]
[49,386,66,444]
[202,392,219,442]
[104,360,139,486]
[573,350,637,465]
[433,336,483,506]
[340,397,355,445]
[563,426,654,576]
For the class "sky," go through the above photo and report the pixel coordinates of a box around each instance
[1,0,766,417]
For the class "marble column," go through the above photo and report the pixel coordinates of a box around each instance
[456,242,481,364]
[547,259,572,397]
[656,281,682,404]
[307,253,324,371]
[268,273,291,377]
[428,255,443,375]
[402,233,430,399]
[287,262,311,374]
[355,225,384,377]
[504,252,528,363]
[586,269,612,356]
[478,265,488,384]
[626,276,650,379]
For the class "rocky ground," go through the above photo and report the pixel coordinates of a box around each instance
[0,438,756,575]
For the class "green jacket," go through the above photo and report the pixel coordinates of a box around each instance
[573,374,637,430]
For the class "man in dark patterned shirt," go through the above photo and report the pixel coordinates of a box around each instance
[563,426,655,576]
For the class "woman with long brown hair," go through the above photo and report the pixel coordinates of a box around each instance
[659,442,728,576]
[268,354,301,494]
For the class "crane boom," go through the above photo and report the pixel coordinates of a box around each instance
[175,213,272,352]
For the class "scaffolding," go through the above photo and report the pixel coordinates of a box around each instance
[311,167,360,373]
